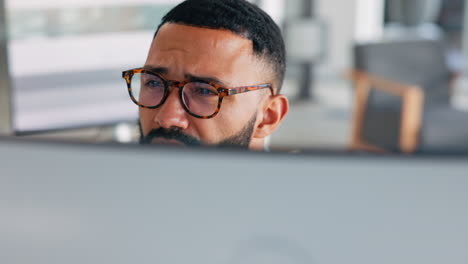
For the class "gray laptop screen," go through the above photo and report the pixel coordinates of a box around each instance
[1,138,468,264]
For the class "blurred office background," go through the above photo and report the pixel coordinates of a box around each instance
[1,0,468,151]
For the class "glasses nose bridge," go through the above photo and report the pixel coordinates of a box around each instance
[163,80,187,112]
[167,80,186,90]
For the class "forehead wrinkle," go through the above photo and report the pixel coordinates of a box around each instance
[149,46,187,64]
[158,46,188,54]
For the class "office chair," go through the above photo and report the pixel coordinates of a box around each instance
[350,39,468,153]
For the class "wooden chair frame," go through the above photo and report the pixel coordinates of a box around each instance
[349,71,425,154]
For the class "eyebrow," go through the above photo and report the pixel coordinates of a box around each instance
[184,74,227,87]
[143,65,169,75]
[143,65,228,87]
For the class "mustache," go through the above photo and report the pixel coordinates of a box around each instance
[140,128,202,146]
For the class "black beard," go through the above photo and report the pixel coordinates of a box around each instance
[139,114,257,149]
[139,127,201,146]
[216,114,256,149]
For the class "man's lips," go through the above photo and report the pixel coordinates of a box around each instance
[151,138,185,146]
[141,128,202,146]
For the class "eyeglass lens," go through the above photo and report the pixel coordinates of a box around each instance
[130,72,220,117]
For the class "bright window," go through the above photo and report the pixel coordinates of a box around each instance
[6,0,183,132]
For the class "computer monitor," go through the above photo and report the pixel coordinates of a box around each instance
[1,137,468,264]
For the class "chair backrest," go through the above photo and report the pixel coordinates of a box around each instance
[355,39,451,106]
[354,39,451,151]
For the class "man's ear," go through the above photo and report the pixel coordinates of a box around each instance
[253,94,289,139]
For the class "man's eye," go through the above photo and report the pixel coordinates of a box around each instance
[145,80,163,88]
[195,87,217,96]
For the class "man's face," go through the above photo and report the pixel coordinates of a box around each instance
[139,23,278,149]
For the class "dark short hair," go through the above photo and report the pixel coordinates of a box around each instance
[154,0,286,91]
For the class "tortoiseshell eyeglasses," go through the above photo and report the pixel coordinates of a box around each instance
[122,68,274,119]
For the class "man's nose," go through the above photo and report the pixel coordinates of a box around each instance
[153,88,189,130]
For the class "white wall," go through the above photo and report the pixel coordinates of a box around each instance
[354,0,385,42]
[315,0,358,76]
[315,0,384,76]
